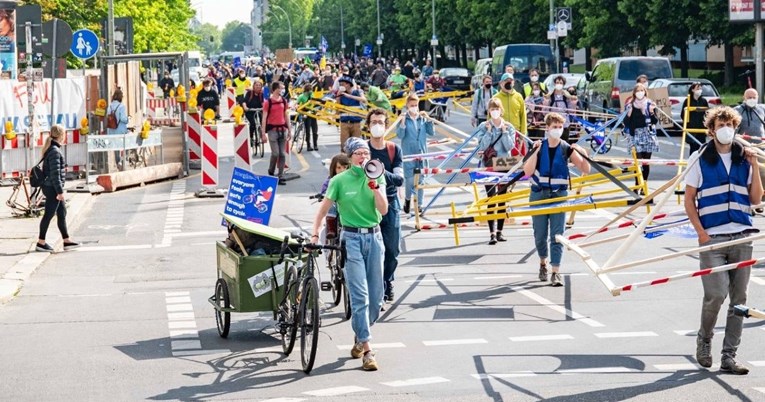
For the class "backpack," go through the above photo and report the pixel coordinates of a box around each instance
[386,141,396,163]
[106,104,120,129]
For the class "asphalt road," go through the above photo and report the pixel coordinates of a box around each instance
[2,110,765,401]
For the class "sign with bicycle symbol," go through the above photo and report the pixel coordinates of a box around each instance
[247,262,286,298]
[224,167,278,225]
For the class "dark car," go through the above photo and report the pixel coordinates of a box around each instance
[439,67,472,91]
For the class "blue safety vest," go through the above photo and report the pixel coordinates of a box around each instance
[339,90,363,123]
[697,154,752,230]
[531,140,570,192]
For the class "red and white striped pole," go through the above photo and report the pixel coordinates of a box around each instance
[186,112,202,162]
[233,123,252,170]
[196,123,225,197]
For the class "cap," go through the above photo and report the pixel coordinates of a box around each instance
[338,76,354,85]
[500,73,514,82]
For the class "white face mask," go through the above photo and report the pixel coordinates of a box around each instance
[745,98,758,108]
[370,124,386,138]
[635,91,645,100]
[533,90,541,96]
[715,126,735,145]
[554,83,564,91]
[408,107,419,117]
[548,128,563,139]
[490,110,502,120]
[693,89,703,98]
[530,76,539,82]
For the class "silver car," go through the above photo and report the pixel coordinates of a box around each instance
[647,78,721,126]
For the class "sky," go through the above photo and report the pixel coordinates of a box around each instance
[192,0,253,29]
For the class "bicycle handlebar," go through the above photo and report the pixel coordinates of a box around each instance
[309,193,324,201]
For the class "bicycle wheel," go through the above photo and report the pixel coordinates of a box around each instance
[281,265,299,355]
[299,277,321,373]
[343,279,351,320]
[590,137,612,154]
[330,251,342,307]
[214,278,231,338]
[294,123,305,154]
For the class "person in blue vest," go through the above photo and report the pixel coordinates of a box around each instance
[684,106,763,376]
[523,112,591,287]
[337,76,366,152]
[397,93,435,215]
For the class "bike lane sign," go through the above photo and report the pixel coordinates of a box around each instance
[224,168,278,225]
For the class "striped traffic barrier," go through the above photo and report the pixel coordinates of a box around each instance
[566,211,687,240]
[233,123,252,170]
[186,111,202,162]
[1,129,86,180]
[146,98,180,126]
[592,158,687,166]
[220,87,236,120]
[196,124,225,198]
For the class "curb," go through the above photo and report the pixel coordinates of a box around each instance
[0,192,96,305]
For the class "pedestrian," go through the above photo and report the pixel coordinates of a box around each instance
[493,73,527,137]
[504,65,524,95]
[545,75,577,141]
[684,106,763,375]
[681,82,709,156]
[471,74,497,127]
[522,112,591,286]
[359,82,392,112]
[296,83,319,151]
[159,71,175,99]
[477,99,519,245]
[231,68,250,104]
[523,68,548,98]
[636,74,648,86]
[36,125,79,252]
[387,66,409,96]
[310,137,388,371]
[242,79,265,149]
[734,88,765,211]
[106,88,129,170]
[625,83,659,185]
[370,63,389,89]
[367,108,404,303]
[261,81,291,185]
[525,82,546,127]
[422,59,433,78]
[196,78,221,119]
[319,153,351,244]
[337,77,366,152]
[397,93,435,215]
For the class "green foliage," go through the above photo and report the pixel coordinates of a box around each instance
[259,0,315,50]
[192,23,222,56]
[221,22,252,52]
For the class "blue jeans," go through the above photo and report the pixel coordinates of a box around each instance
[530,189,568,266]
[404,160,425,207]
[380,197,401,294]
[341,230,385,343]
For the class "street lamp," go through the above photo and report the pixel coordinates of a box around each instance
[376,0,382,59]
[431,0,437,70]
[270,4,292,49]
[340,6,346,52]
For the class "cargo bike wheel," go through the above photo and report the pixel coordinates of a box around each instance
[280,265,299,355]
[325,248,343,307]
[300,276,321,373]
[214,278,231,338]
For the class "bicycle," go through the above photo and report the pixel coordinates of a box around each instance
[248,109,265,158]
[310,193,351,320]
[291,112,306,154]
[276,232,341,374]
[5,175,44,217]
[126,145,152,169]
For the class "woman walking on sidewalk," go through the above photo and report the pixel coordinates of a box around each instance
[36,125,79,252]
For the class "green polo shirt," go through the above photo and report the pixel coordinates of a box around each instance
[326,165,385,228]
[366,86,391,111]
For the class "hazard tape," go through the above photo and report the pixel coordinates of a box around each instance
[617,258,762,294]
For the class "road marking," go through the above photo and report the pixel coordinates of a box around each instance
[673,329,724,336]
[166,291,189,297]
[611,271,658,275]
[405,278,454,283]
[423,338,488,346]
[303,386,369,397]
[749,361,765,367]
[171,340,202,350]
[253,346,284,353]
[170,231,228,238]
[594,331,658,338]
[557,367,639,374]
[337,342,406,350]
[167,312,195,321]
[168,320,197,329]
[167,304,194,313]
[311,150,321,159]
[472,372,537,379]
[261,398,306,402]
[509,334,574,342]
[294,150,310,173]
[166,296,191,304]
[653,363,718,371]
[511,286,605,328]
[161,181,187,247]
[172,349,230,357]
[74,244,153,252]
[381,377,450,387]
[473,275,522,280]
[751,277,765,286]
[754,388,765,395]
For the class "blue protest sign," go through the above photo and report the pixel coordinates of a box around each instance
[224,168,278,225]
[70,29,99,60]
[233,56,241,68]
[363,44,373,57]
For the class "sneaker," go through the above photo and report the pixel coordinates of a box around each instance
[550,272,563,287]
[35,243,54,252]
[403,199,411,215]
[496,232,507,242]
[756,207,764,214]
[489,235,497,245]
[362,350,378,371]
[538,264,548,282]
[696,337,712,368]
[721,357,749,375]
[278,178,287,185]
[351,341,364,359]
[63,241,80,251]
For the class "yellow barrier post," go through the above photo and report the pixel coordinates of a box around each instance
[451,202,460,246]
[413,171,422,230]
[632,146,651,214]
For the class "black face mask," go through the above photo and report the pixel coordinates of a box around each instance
[484,83,492,89]
[503,82,513,90]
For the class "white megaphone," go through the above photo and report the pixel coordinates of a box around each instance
[363,159,385,180]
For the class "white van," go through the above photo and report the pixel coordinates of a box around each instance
[186,51,206,83]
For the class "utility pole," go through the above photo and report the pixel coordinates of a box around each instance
[376,0,382,59]
[25,22,34,171]
[340,6,345,54]
[431,0,438,70]
[107,0,115,56]
[549,0,558,73]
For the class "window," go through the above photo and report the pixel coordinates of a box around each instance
[617,60,672,81]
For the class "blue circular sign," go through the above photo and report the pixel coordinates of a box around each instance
[70,29,100,60]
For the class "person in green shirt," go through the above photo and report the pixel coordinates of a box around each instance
[311,137,388,371]
[296,84,319,151]
[360,82,392,112]
[387,66,409,95]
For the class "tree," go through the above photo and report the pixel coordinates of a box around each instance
[221,21,252,52]
[698,0,753,86]
[192,23,221,56]
[260,0,315,50]
[646,0,699,78]
[566,0,636,58]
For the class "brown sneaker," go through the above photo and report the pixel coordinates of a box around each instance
[351,342,364,359]
[721,357,749,375]
[362,350,378,371]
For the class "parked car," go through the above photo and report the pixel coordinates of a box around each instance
[471,58,492,90]
[490,43,555,85]
[580,56,674,114]
[648,78,721,126]
[543,73,585,93]
[439,67,472,91]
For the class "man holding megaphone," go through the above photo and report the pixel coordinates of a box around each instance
[311,136,388,371]
[367,108,405,303]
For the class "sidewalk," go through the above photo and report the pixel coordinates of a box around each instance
[0,181,94,304]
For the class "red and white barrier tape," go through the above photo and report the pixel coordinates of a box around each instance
[617,258,762,294]
[566,210,686,240]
